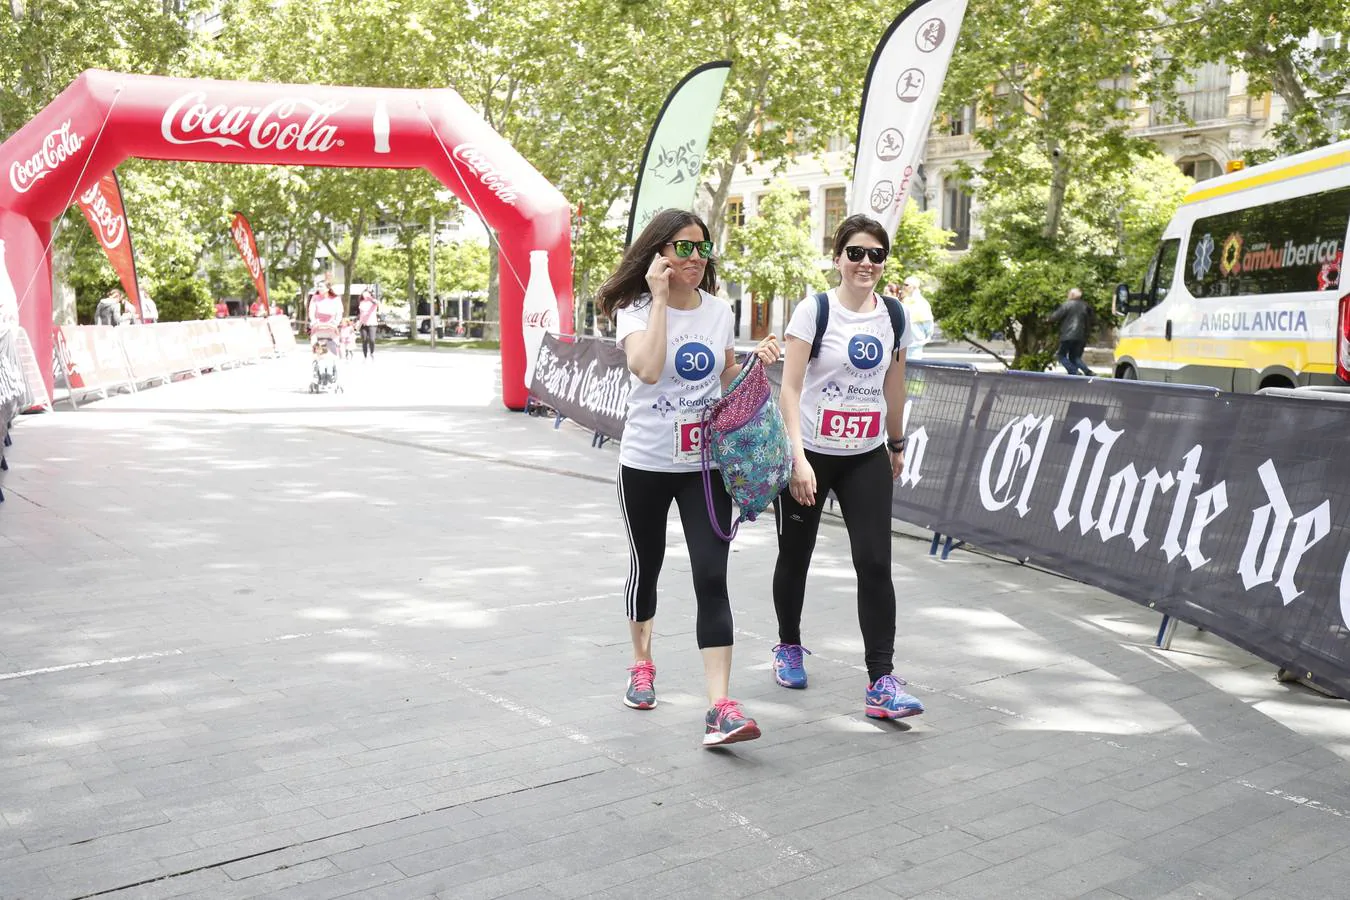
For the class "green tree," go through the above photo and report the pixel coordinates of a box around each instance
[943,0,1166,244]
[934,149,1191,369]
[697,0,890,247]
[0,0,206,137]
[720,181,826,336]
[889,201,955,283]
[1164,0,1350,156]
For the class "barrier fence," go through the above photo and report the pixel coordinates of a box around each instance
[530,334,1350,697]
[54,316,294,409]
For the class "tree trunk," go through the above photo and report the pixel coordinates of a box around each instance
[485,231,500,341]
[405,238,417,338]
[340,208,367,318]
[1043,140,1069,243]
[1249,43,1312,117]
[706,69,771,250]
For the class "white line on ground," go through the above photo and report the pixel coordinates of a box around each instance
[0,648,185,681]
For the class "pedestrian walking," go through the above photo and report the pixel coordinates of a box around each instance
[94,289,122,326]
[1048,287,1096,376]
[770,213,926,720]
[594,208,779,748]
[307,275,342,355]
[358,288,379,359]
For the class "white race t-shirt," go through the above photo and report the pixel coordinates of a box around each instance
[786,290,914,456]
[615,291,735,473]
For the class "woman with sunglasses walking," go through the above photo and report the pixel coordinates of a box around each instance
[769,214,925,720]
[596,209,780,747]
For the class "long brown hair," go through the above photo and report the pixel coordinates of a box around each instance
[595,209,718,320]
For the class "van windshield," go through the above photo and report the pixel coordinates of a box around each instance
[1184,185,1350,298]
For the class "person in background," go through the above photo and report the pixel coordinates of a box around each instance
[250,297,269,317]
[900,276,935,361]
[308,276,343,354]
[214,300,229,319]
[357,288,380,359]
[139,292,158,324]
[1047,287,1096,376]
[95,289,122,326]
[339,317,356,360]
[119,294,139,325]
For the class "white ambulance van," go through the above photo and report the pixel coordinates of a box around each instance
[1114,140,1349,391]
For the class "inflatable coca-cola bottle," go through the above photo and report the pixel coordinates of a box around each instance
[521,249,560,389]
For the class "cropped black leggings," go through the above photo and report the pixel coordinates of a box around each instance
[618,466,734,649]
[360,325,377,357]
[773,445,896,682]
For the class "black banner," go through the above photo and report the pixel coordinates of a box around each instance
[899,366,1350,696]
[528,333,630,439]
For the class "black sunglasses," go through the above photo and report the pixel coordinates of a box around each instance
[843,245,888,264]
[664,239,714,259]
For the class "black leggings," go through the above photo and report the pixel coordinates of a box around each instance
[618,466,734,649]
[360,325,377,357]
[773,445,896,682]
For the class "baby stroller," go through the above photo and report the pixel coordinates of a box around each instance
[309,339,343,394]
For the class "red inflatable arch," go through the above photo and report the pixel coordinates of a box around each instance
[0,70,573,409]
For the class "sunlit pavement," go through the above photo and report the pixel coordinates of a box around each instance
[2,346,1349,899]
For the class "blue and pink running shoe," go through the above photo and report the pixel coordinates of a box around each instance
[866,674,924,719]
[771,643,811,689]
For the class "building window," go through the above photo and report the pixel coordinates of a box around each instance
[726,197,745,229]
[827,133,851,153]
[943,178,972,251]
[1152,62,1230,126]
[949,105,976,136]
[1178,155,1223,182]
[822,187,847,254]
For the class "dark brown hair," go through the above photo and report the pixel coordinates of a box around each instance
[831,213,890,259]
[595,209,717,319]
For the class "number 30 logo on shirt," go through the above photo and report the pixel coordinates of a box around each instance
[674,341,716,381]
[848,334,884,371]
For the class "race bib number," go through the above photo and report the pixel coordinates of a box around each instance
[673,412,705,464]
[815,406,882,450]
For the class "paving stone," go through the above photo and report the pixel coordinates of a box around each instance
[3,351,1350,899]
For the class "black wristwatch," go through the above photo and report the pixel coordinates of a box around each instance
[887,436,908,453]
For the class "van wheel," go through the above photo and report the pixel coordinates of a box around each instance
[1116,364,1138,380]
[1260,375,1294,390]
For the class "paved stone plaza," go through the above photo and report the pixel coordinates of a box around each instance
[2,348,1349,900]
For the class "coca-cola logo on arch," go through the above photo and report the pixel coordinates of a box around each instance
[161,92,346,153]
[9,121,83,194]
[78,183,126,250]
[451,144,520,205]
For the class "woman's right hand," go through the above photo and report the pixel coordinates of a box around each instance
[645,253,672,303]
[789,452,816,506]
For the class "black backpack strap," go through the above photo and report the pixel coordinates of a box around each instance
[881,295,907,360]
[809,292,829,360]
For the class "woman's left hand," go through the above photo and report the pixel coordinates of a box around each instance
[890,447,905,481]
[753,334,781,366]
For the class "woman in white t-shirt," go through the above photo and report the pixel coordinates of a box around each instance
[770,214,926,721]
[594,209,779,748]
